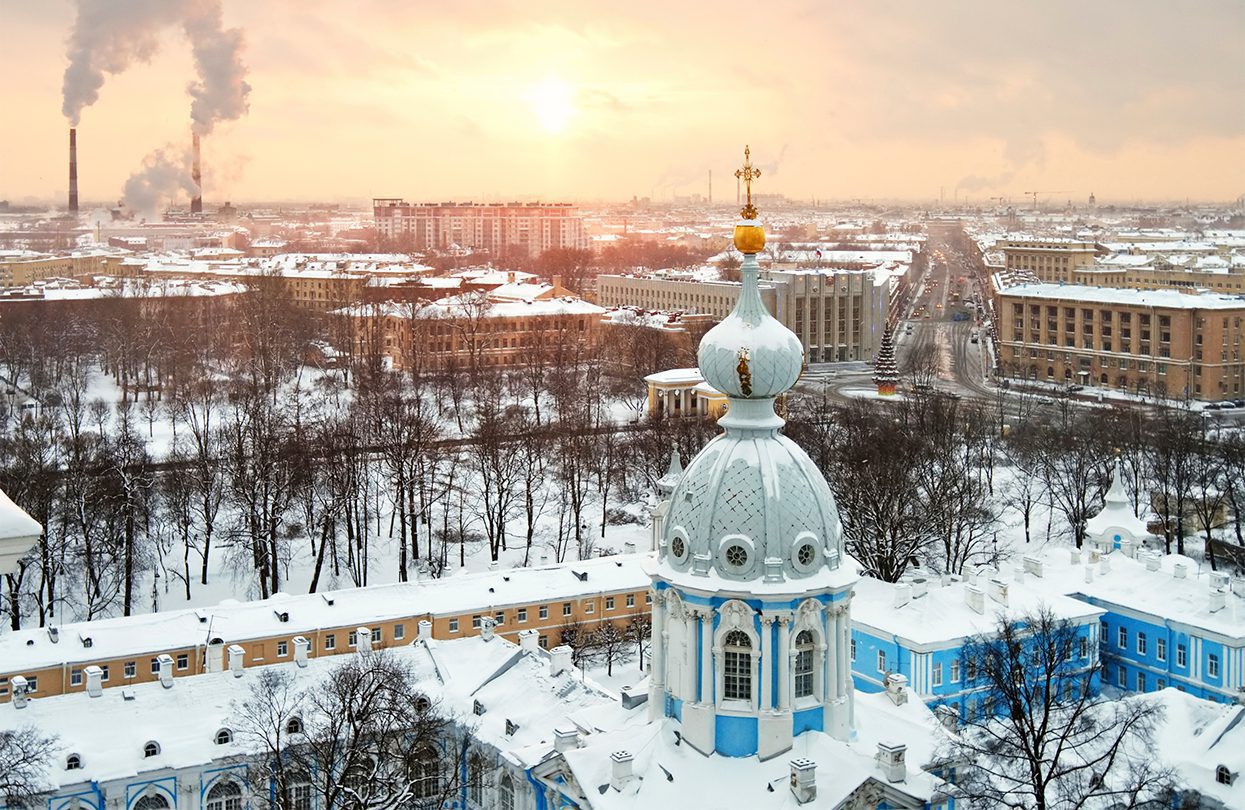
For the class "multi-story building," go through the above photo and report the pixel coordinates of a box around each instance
[850,569,1103,723]
[372,200,586,258]
[0,554,650,704]
[993,280,1245,400]
[597,267,891,363]
[1001,238,1102,282]
[334,284,604,375]
[0,248,128,288]
[1042,547,1245,705]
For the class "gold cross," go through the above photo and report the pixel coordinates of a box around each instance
[735,144,761,219]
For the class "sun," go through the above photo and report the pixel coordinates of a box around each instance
[528,76,576,134]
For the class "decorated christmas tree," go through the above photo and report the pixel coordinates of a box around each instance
[873,322,900,396]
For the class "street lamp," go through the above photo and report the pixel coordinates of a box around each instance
[0,486,42,577]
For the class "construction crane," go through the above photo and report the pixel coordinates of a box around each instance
[1023,190,1067,211]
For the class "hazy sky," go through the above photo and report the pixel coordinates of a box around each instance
[2,0,1243,207]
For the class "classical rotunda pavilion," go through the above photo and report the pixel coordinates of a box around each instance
[644,148,859,760]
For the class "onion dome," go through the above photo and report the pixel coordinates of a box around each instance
[657,151,848,586]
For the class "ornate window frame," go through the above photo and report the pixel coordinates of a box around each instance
[717,534,756,579]
[789,599,827,708]
[668,526,691,566]
[713,600,760,712]
[790,531,821,574]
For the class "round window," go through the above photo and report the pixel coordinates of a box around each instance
[725,545,748,568]
[670,536,686,560]
[797,543,816,566]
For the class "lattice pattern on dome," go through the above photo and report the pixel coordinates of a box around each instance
[777,456,822,547]
[668,444,723,553]
[710,457,766,544]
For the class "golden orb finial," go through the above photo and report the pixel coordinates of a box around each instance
[733,144,765,253]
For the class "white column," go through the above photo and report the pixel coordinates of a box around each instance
[838,606,854,727]
[777,615,792,711]
[759,615,774,710]
[684,610,696,698]
[824,605,837,702]
[649,590,666,719]
[699,608,714,704]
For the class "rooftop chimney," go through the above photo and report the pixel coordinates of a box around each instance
[1210,590,1226,613]
[85,665,103,697]
[876,741,908,783]
[1144,553,1160,573]
[1174,563,1188,580]
[479,617,496,642]
[790,758,817,804]
[68,128,79,215]
[893,583,911,609]
[1069,549,1082,565]
[228,644,245,677]
[910,577,928,599]
[417,620,433,641]
[356,626,373,652]
[550,645,573,676]
[1100,555,1111,575]
[518,628,539,653]
[884,673,909,706]
[965,583,985,614]
[191,132,203,215]
[553,725,580,753]
[609,750,634,791]
[11,675,29,709]
[1084,566,1094,584]
[157,654,174,688]
[293,636,310,668]
[988,578,1009,606]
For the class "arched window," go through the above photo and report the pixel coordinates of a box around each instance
[285,716,303,735]
[467,754,484,805]
[722,631,752,701]
[1217,765,1234,786]
[284,774,312,810]
[142,741,161,758]
[794,631,815,699]
[498,773,514,810]
[133,795,169,810]
[408,747,440,800]
[66,753,83,770]
[206,781,242,810]
[214,728,233,745]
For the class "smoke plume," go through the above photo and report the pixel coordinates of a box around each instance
[122,146,198,218]
[62,0,251,134]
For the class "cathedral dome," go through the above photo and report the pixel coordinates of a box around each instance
[658,217,845,586]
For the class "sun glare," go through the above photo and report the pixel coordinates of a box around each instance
[528,76,576,134]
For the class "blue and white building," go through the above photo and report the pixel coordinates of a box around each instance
[1040,546,1245,704]
[849,570,1104,722]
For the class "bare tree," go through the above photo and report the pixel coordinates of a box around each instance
[937,607,1172,810]
[234,668,306,810]
[0,725,58,809]
[592,620,631,677]
[626,612,653,671]
[299,651,468,810]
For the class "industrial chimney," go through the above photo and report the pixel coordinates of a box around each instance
[68,128,79,215]
[191,132,203,214]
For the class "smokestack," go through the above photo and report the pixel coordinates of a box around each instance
[68,128,79,215]
[191,131,203,214]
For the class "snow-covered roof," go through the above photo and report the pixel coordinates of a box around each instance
[559,690,948,809]
[1147,688,1245,807]
[1029,547,1245,641]
[1000,283,1245,310]
[0,555,649,673]
[643,368,703,386]
[0,634,624,792]
[851,573,1104,649]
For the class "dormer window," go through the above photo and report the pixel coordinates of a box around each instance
[215,728,233,745]
[285,716,304,735]
[1217,765,1235,786]
[143,741,161,758]
[66,753,83,770]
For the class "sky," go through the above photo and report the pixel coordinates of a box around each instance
[1,0,1243,208]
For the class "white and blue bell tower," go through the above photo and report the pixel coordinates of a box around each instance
[645,149,858,760]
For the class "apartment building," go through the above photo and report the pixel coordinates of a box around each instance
[0,249,128,288]
[993,281,1245,400]
[373,199,587,258]
[1001,238,1101,282]
[0,554,650,704]
[335,288,604,374]
[597,268,890,363]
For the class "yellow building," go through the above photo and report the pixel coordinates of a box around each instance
[1001,238,1101,283]
[643,367,729,419]
[0,249,127,288]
